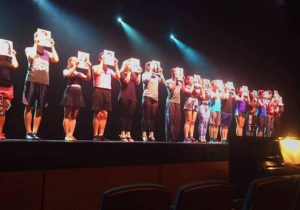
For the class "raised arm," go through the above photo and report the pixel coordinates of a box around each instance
[85,61,92,81]
[142,71,151,84]
[136,73,141,85]
[185,84,194,95]
[50,38,59,63]
[63,65,77,78]
[93,60,104,76]
[10,50,19,69]
[159,69,166,85]
[112,58,120,79]
[123,71,131,84]
[25,44,37,62]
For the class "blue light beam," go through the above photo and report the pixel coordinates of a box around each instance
[171,36,211,71]
[119,20,159,58]
[33,0,108,51]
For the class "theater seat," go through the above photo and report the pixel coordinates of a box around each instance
[293,179,300,210]
[173,180,233,210]
[242,176,296,210]
[100,184,172,210]
[286,175,300,210]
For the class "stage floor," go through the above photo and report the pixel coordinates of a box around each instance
[0,139,229,172]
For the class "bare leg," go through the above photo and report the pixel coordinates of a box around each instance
[32,107,42,134]
[63,107,72,138]
[69,108,79,139]
[99,110,108,136]
[189,111,198,140]
[24,106,33,134]
[209,125,214,140]
[184,110,192,139]
[239,117,245,136]
[221,127,229,140]
[0,99,10,135]
[236,116,245,136]
[213,125,219,140]
[0,115,5,134]
[93,111,101,136]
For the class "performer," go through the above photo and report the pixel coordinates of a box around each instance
[141,61,165,141]
[22,32,59,140]
[118,60,141,142]
[92,53,120,141]
[256,90,269,137]
[0,49,18,140]
[265,91,277,137]
[220,82,236,143]
[235,86,249,136]
[209,80,223,143]
[197,79,211,143]
[61,57,91,141]
[165,68,184,142]
[183,76,199,143]
[246,90,259,136]
[273,90,284,138]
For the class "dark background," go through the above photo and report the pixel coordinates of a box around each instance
[1,0,299,140]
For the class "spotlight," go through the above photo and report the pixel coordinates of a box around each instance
[170,34,175,40]
[117,17,123,23]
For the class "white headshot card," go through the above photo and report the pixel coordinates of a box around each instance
[103,50,115,66]
[36,28,52,48]
[77,51,90,69]
[0,39,13,57]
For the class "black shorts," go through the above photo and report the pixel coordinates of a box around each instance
[22,81,47,108]
[92,88,112,112]
[60,85,85,108]
[221,112,233,127]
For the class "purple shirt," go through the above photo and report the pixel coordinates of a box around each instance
[236,99,246,113]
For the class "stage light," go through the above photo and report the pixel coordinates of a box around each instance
[117,17,122,23]
[278,137,300,165]
[170,34,175,40]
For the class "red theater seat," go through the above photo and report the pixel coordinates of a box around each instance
[173,180,233,210]
[100,184,172,210]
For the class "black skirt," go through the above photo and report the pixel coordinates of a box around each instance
[60,85,85,108]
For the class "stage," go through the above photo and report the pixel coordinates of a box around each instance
[0,139,229,210]
[1,138,299,210]
[0,139,228,171]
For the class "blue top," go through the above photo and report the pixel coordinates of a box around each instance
[210,98,221,112]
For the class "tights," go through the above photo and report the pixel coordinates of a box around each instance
[142,97,158,132]
[119,98,136,131]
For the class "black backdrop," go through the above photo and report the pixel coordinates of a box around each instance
[1,0,299,140]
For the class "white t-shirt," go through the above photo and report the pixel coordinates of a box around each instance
[142,71,162,101]
[93,65,116,90]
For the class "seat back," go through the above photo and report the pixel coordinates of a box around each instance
[292,175,300,210]
[100,184,172,210]
[243,176,296,210]
[174,180,233,210]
